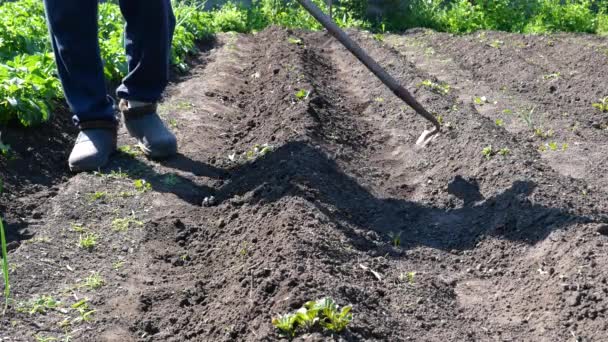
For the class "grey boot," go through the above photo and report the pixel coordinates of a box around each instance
[68,121,118,172]
[119,100,177,159]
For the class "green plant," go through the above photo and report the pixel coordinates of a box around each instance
[418,79,450,95]
[474,96,488,105]
[0,217,9,311]
[111,217,143,232]
[592,97,608,112]
[534,127,554,139]
[71,299,95,324]
[518,107,536,129]
[162,174,180,186]
[489,39,503,48]
[388,231,401,247]
[482,145,494,159]
[134,179,152,192]
[118,145,140,157]
[78,233,97,251]
[112,261,125,270]
[399,271,416,284]
[22,295,60,315]
[295,89,309,101]
[495,119,505,127]
[288,37,302,45]
[82,272,104,290]
[35,335,57,342]
[497,148,511,156]
[272,297,353,338]
[89,191,107,202]
[543,72,561,80]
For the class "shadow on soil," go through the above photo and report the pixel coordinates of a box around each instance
[106,141,597,252]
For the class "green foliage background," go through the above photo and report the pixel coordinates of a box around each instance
[0,0,607,127]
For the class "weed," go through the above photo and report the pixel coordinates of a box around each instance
[162,174,180,187]
[482,145,494,160]
[70,223,86,233]
[388,231,401,247]
[35,335,57,342]
[71,299,95,324]
[548,141,559,151]
[497,148,511,156]
[0,217,9,311]
[399,271,416,284]
[495,119,505,127]
[517,107,536,129]
[418,79,450,95]
[295,89,309,101]
[118,191,135,198]
[288,37,302,45]
[372,33,384,42]
[562,142,569,151]
[543,72,561,80]
[489,40,503,48]
[134,179,152,192]
[168,118,178,128]
[474,96,488,105]
[375,97,384,102]
[534,127,554,139]
[89,191,107,202]
[78,233,97,251]
[95,169,129,179]
[20,295,60,315]
[112,261,125,270]
[502,109,513,115]
[82,272,104,290]
[118,145,140,157]
[592,97,608,112]
[111,217,143,232]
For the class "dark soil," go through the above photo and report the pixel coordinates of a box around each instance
[1,27,608,342]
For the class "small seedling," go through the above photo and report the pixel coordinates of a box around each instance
[548,141,558,151]
[482,146,494,160]
[111,217,143,232]
[89,191,107,202]
[518,107,535,129]
[543,72,561,80]
[534,127,554,139]
[118,145,140,157]
[497,148,510,156]
[502,109,513,115]
[82,272,104,290]
[489,40,503,48]
[288,37,302,45]
[474,96,488,105]
[495,119,504,127]
[0,139,10,157]
[162,174,180,187]
[78,233,97,251]
[112,261,125,270]
[372,33,384,42]
[561,143,569,151]
[399,271,416,284]
[374,97,384,102]
[592,97,608,113]
[71,299,95,323]
[295,89,309,101]
[70,223,86,233]
[134,179,152,192]
[35,335,57,342]
[418,80,450,95]
[22,295,60,315]
[388,231,401,247]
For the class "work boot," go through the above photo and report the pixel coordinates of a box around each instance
[119,99,177,159]
[68,121,118,172]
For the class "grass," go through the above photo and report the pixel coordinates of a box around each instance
[111,217,143,232]
[1,217,9,312]
[82,272,104,290]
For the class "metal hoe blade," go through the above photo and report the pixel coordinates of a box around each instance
[296,0,442,145]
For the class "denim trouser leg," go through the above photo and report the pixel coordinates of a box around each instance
[116,0,175,103]
[43,0,175,125]
[43,0,115,125]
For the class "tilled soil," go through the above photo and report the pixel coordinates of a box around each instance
[1,27,608,342]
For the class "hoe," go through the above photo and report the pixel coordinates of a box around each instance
[296,0,441,146]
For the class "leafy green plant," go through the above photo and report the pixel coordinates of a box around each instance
[70,298,95,324]
[20,295,60,315]
[489,39,503,48]
[399,271,416,284]
[592,97,608,112]
[288,37,303,45]
[495,119,505,127]
[543,72,561,80]
[89,191,107,202]
[0,217,9,311]
[534,127,554,139]
[482,145,494,159]
[272,297,353,337]
[497,148,511,156]
[134,179,152,192]
[295,89,309,101]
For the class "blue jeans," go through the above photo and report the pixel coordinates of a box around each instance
[43,0,175,125]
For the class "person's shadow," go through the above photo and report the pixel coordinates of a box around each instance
[100,140,602,252]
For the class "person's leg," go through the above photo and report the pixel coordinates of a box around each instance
[116,0,177,159]
[116,0,175,102]
[43,0,115,124]
[43,0,117,172]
